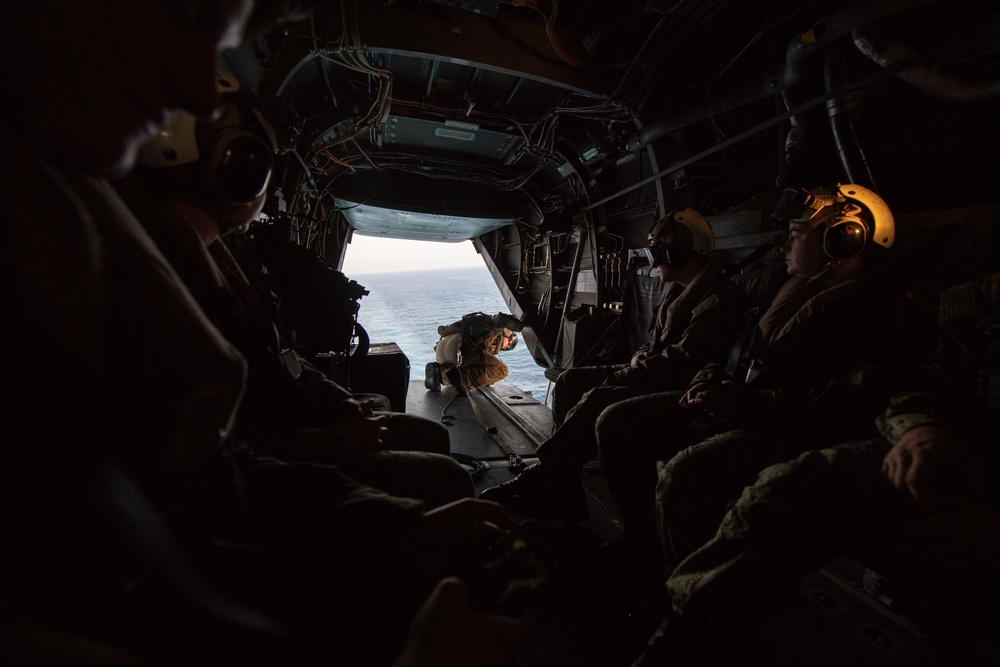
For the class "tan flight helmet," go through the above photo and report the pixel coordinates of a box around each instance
[782,183,895,260]
[645,208,715,268]
[137,71,277,205]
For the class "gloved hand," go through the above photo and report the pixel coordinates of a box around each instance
[492,313,524,332]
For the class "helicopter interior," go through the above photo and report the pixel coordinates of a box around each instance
[222,0,999,376]
[3,0,1000,665]
[213,6,1000,661]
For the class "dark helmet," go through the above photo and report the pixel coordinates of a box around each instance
[773,183,895,260]
[137,71,276,205]
[644,208,714,268]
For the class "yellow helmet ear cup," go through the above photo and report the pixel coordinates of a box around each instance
[795,183,894,260]
[822,216,868,259]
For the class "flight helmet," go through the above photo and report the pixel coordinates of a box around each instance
[775,184,895,260]
[138,71,276,204]
[645,208,714,268]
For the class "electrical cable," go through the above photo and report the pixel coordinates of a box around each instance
[450,452,489,483]
[441,392,463,420]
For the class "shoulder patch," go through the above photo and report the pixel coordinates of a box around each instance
[691,294,721,317]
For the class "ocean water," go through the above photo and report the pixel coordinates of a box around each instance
[350,266,551,399]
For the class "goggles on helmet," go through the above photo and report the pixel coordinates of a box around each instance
[771,184,895,259]
[771,188,837,227]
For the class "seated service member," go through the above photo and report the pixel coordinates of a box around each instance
[0,3,529,665]
[426,311,524,393]
[1,0,259,519]
[597,184,928,585]
[118,73,470,507]
[2,0,297,659]
[636,273,1000,665]
[550,209,741,426]
[480,210,747,522]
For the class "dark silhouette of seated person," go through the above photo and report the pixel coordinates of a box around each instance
[425,311,524,393]
[479,210,747,521]
[550,209,745,425]
[633,269,1000,665]
[596,184,935,607]
[1,2,532,664]
[117,76,471,507]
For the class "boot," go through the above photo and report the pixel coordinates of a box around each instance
[480,464,588,523]
[444,366,466,395]
[424,362,442,391]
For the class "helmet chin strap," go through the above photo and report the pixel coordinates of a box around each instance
[808,261,840,284]
[810,255,867,286]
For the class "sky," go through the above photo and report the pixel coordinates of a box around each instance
[342,235,483,275]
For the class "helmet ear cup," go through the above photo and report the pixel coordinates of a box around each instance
[822,216,868,259]
[837,184,894,249]
[204,128,274,204]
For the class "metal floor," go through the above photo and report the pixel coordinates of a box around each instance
[407,378,642,666]
[405,378,623,542]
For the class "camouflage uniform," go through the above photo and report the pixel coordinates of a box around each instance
[662,273,1000,642]
[1,135,248,510]
[0,140,469,665]
[535,253,748,475]
[550,253,746,427]
[434,311,523,389]
[598,261,936,567]
[665,389,997,636]
[120,182,472,507]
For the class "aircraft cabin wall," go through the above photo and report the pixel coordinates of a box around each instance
[223,0,1000,374]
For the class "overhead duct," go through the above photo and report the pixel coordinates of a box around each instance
[852,25,1000,103]
[824,41,877,189]
[625,0,943,153]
